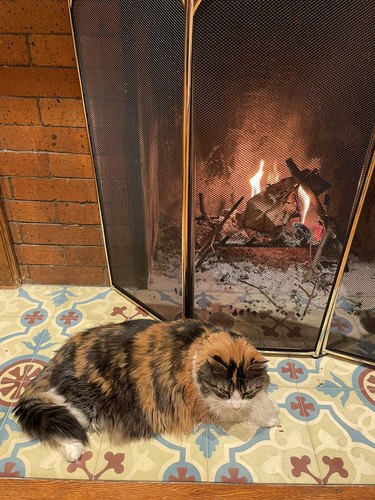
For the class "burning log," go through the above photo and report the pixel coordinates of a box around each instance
[285,158,343,282]
[242,177,298,232]
[285,158,328,223]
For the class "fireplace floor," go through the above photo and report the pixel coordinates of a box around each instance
[0,284,374,484]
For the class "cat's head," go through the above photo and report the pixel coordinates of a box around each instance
[194,334,270,414]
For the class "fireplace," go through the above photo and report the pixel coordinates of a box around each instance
[70,0,375,358]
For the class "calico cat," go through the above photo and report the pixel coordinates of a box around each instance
[14,319,279,462]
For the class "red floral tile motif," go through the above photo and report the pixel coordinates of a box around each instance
[330,316,352,335]
[24,311,44,325]
[168,467,196,482]
[220,468,249,484]
[67,451,125,480]
[111,305,149,321]
[291,455,349,484]
[21,309,47,327]
[60,311,80,326]
[358,369,375,407]
[258,310,302,338]
[0,359,46,407]
[0,462,21,478]
[281,361,304,380]
[290,396,315,417]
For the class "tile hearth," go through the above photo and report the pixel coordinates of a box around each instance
[0,285,374,484]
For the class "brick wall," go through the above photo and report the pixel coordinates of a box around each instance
[0,0,109,285]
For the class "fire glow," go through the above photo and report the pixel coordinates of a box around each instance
[298,184,310,225]
[250,160,264,198]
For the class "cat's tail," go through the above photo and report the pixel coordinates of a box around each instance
[14,397,89,446]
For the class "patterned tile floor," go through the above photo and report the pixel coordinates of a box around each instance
[0,285,374,484]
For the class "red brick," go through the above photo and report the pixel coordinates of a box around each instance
[39,99,85,127]
[12,178,97,202]
[0,67,81,97]
[20,224,103,245]
[64,246,106,267]
[0,177,13,198]
[0,126,89,153]
[56,202,100,224]
[49,153,93,178]
[4,201,56,222]
[0,98,39,125]
[29,34,75,67]
[0,35,29,65]
[0,1,71,34]
[28,265,105,285]
[16,245,65,265]
[0,152,50,176]
[9,223,22,243]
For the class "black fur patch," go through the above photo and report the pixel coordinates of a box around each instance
[14,399,88,444]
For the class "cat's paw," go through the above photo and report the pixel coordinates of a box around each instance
[245,399,280,428]
[259,415,280,428]
[59,439,84,462]
[245,414,279,428]
[262,400,280,427]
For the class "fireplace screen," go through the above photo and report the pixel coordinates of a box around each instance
[71,0,375,355]
[325,173,375,364]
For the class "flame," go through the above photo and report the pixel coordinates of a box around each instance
[267,162,280,185]
[250,160,264,197]
[298,184,310,225]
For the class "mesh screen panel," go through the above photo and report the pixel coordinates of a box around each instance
[328,172,375,364]
[192,0,375,350]
[71,0,184,319]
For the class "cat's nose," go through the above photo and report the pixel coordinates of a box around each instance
[231,401,241,410]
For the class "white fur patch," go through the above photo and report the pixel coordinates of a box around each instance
[58,439,84,462]
[41,388,89,428]
[204,389,280,426]
[230,390,243,410]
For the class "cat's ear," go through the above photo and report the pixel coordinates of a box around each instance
[248,354,268,370]
[207,356,228,375]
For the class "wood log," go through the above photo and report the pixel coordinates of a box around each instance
[242,177,297,232]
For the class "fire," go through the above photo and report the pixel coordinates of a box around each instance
[250,160,264,197]
[298,184,310,225]
[267,162,280,185]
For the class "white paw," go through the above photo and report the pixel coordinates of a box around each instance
[245,399,280,428]
[263,400,280,427]
[60,440,84,462]
[261,415,280,428]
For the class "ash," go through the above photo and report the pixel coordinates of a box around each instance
[153,222,338,320]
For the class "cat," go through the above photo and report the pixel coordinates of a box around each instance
[14,318,279,462]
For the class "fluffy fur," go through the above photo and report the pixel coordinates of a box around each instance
[14,319,279,461]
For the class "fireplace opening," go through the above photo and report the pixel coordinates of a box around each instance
[71,0,375,353]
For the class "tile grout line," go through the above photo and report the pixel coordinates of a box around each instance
[288,355,324,484]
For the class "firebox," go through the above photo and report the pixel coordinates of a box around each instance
[70,0,375,360]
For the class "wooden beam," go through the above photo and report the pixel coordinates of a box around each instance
[0,479,374,500]
[0,199,20,287]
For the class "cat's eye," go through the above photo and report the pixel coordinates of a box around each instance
[217,388,230,397]
[243,390,255,397]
